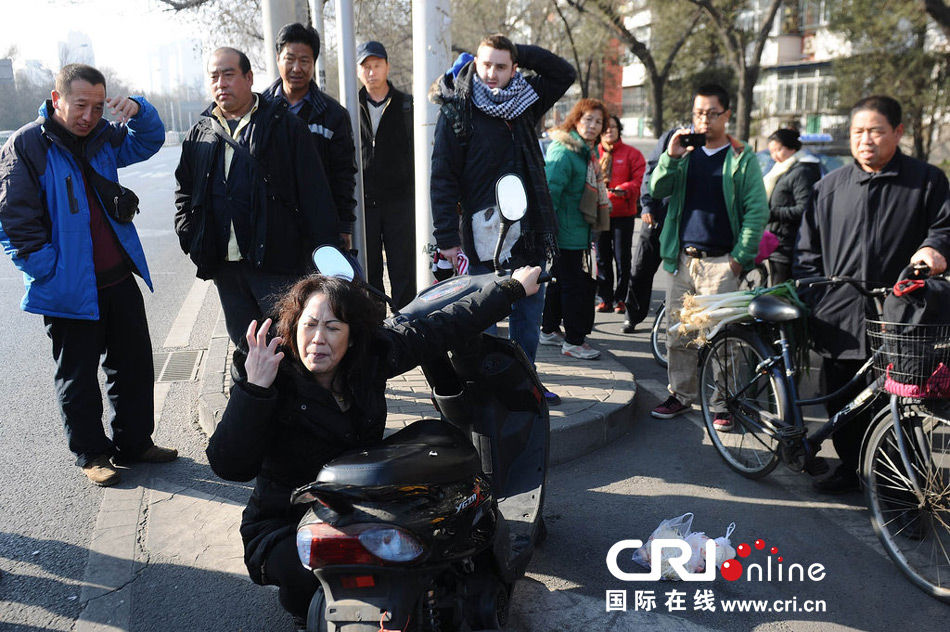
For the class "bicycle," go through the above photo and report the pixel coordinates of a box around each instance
[696,270,950,602]
[650,261,769,369]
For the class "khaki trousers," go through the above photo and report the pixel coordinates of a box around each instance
[665,252,739,405]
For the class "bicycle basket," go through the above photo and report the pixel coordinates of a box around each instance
[867,320,950,399]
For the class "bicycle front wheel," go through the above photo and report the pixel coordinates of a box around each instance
[863,404,950,603]
[699,326,788,479]
[651,304,668,368]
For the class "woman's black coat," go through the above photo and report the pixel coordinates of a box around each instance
[206,281,523,584]
[766,157,821,265]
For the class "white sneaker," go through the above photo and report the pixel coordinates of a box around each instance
[561,341,601,360]
[539,330,565,346]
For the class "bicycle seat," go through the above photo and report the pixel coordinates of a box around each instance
[748,294,802,322]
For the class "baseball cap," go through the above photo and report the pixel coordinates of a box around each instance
[357,41,388,64]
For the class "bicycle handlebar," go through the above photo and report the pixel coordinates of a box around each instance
[794,264,931,298]
[794,276,886,298]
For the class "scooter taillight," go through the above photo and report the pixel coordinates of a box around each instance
[296,522,424,570]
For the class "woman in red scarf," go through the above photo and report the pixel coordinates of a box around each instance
[595,115,646,313]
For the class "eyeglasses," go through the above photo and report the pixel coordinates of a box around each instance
[692,110,725,121]
[850,127,889,140]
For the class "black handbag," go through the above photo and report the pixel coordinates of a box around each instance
[878,273,950,389]
[78,155,140,223]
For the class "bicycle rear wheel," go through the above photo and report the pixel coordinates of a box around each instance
[699,326,788,479]
[651,304,668,368]
[863,404,950,603]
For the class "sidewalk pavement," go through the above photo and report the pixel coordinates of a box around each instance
[196,311,638,465]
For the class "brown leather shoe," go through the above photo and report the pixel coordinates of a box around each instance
[114,445,178,465]
[82,456,120,487]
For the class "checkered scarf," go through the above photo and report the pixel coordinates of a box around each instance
[471,72,539,121]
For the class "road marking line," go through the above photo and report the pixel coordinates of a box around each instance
[76,384,171,631]
[162,279,212,348]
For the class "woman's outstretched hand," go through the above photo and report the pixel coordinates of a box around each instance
[245,318,284,389]
[512,266,542,297]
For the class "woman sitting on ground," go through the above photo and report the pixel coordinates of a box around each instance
[205,265,541,628]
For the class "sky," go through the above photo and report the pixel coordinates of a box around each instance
[0,0,205,93]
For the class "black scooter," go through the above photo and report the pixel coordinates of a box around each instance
[291,175,550,631]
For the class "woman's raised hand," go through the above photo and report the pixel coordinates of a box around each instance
[245,318,284,389]
[512,266,542,296]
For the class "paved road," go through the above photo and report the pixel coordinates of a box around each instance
[2,141,948,631]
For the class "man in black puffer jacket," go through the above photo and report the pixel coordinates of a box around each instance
[175,47,339,346]
[264,23,357,251]
[429,35,575,369]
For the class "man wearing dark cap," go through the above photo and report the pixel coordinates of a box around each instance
[264,23,357,251]
[357,41,416,309]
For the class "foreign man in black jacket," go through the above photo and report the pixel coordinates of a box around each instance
[795,95,950,494]
[429,35,575,382]
[264,23,357,251]
[174,47,339,346]
[357,41,416,309]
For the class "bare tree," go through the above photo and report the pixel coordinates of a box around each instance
[566,0,702,137]
[685,0,782,140]
[551,0,612,98]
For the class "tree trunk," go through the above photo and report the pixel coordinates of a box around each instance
[650,78,665,138]
[734,66,757,141]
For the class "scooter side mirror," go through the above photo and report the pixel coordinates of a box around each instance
[312,246,355,281]
[493,174,528,273]
[495,173,527,222]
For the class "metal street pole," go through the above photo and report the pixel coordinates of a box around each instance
[261,0,298,85]
[412,0,451,289]
[335,0,367,273]
[309,0,327,90]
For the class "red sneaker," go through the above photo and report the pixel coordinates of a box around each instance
[596,301,612,313]
[651,396,689,419]
[614,301,626,314]
[713,413,734,432]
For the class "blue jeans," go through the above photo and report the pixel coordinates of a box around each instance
[470,261,547,365]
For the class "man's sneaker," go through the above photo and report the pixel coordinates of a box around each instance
[596,301,612,313]
[82,456,120,487]
[713,413,734,432]
[538,330,565,346]
[561,341,601,360]
[614,301,626,314]
[621,319,637,334]
[651,396,689,419]
[113,445,178,465]
[544,391,562,406]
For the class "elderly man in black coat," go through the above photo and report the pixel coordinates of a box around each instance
[794,95,950,494]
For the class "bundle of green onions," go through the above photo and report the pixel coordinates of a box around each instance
[675,281,806,346]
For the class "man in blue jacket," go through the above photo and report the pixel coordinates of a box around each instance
[0,64,177,487]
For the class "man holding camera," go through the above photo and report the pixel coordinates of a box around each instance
[648,84,768,425]
[0,63,176,486]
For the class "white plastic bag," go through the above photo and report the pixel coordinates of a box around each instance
[471,206,520,264]
[684,531,710,573]
[713,522,737,569]
[632,512,694,572]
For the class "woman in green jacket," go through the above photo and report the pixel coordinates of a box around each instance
[539,98,610,360]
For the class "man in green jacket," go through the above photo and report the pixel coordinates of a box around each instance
[649,84,768,427]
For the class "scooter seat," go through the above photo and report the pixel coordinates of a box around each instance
[316,419,480,487]
[748,294,802,322]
